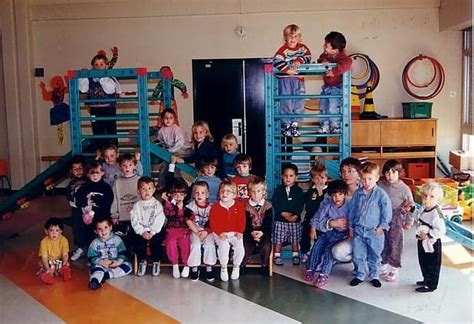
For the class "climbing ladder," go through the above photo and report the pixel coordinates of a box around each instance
[68,67,196,178]
[264,63,351,197]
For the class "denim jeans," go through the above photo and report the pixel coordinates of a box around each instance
[279,78,306,125]
[352,226,385,280]
[319,84,342,129]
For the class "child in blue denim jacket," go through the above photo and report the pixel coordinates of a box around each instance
[348,162,392,288]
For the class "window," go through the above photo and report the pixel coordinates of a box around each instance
[462,27,473,152]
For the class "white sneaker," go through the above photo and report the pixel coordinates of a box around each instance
[181,266,190,278]
[137,260,147,277]
[380,263,390,276]
[152,262,160,277]
[231,267,240,280]
[70,248,84,261]
[172,264,180,279]
[220,268,229,282]
[385,268,399,282]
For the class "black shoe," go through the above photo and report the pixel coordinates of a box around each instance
[190,269,200,281]
[89,278,101,290]
[415,286,435,293]
[261,266,270,277]
[416,280,426,286]
[350,278,363,286]
[205,269,215,282]
[370,279,382,288]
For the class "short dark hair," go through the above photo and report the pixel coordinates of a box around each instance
[282,163,298,175]
[325,31,347,51]
[327,179,348,196]
[170,180,188,195]
[138,176,155,189]
[200,157,218,171]
[161,108,177,120]
[86,160,103,173]
[91,54,108,66]
[310,161,327,178]
[45,217,64,230]
[382,159,403,174]
[93,216,113,229]
[118,153,137,166]
[233,153,252,168]
[339,157,361,172]
[70,155,85,168]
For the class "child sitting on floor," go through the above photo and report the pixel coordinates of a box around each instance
[37,217,72,284]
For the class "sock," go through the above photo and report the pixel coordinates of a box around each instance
[192,267,198,272]
[274,253,281,257]
[206,266,212,272]
[292,252,299,257]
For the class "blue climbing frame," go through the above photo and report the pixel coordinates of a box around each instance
[264,63,351,197]
[68,67,196,178]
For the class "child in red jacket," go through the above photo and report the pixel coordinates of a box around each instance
[210,180,246,282]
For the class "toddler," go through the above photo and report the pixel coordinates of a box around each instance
[414,182,446,293]
[304,180,349,288]
[378,159,415,282]
[195,157,222,204]
[317,31,352,134]
[221,134,240,177]
[301,162,328,262]
[66,155,89,262]
[37,217,71,284]
[162,181,193,279]
[186,181,217,281]
[348,162,392,288]
[273,24,311,137]
[243,177,273,276]
[79,53,121,150]
[173,120,220,174]
[231,153,256,200]
[76,161,114,225]
[210,181,246,281]
[130,177,166,277]
[88,217,132,290]
[272,163,305,266]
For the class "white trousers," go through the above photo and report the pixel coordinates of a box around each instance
[214,232,245,267]
[187,232,218,267]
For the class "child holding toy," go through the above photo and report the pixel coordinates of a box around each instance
[131,177,166,277]
[221,134,240,178]
[37,217,72,284]
[378,159,415,282]
[273,24,311,137]
[414,182,446,293]
[317,31,352,134]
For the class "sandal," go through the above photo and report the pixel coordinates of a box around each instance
[314,274,329,288]
[304,270,315,282]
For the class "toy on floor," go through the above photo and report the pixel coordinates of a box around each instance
[17,197,30,209]
[44,177,55,191]
[150,66,188,127]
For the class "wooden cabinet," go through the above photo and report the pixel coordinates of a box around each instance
[351,119,437,178]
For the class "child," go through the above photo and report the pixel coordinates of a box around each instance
[209,181,246,281]
[37,217,71,284]
[101,145,143,188]
[317,31,352,134]
[195,158,222,204]
[304,180,349,288]
[378,159,415,282]
[231,154,256,200]
[130,177,166,277]
[273,24,311,137]
[186,181,217,281]
[272,163,305,266]
[76,161,114,225]
[111,153,141,248]
[172,120,220,174]
[87,217,132,290]
[221,134,240,177]
[300,162,328,263]
[348,162,392,288]
[243,177,273,276]
[162,181,193,279]
[79,53,121,150]
[66,155,89,261]
[414,182,446,293]
[156,108,192,189]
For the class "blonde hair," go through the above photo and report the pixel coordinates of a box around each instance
[420,182,444,201]
[283,24,302,42]
[359,162,379,175]
[192,120,214,144]
[248,177,267,198]
[221,134,238,150]
[218,180,237,195]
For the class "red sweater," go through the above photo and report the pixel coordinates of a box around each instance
[318,51,352,86]
[209,200,246,235]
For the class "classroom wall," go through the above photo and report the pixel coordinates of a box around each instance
[439,0,472,31]
[2,0,467,187]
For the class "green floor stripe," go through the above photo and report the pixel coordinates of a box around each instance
[204,270,420,324]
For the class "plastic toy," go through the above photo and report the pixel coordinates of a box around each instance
[17,197,30,209]
[2,212,12,220]
[44,177,55,191]
[440,205,463,224]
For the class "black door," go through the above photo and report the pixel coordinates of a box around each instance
[192,58,269,177]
